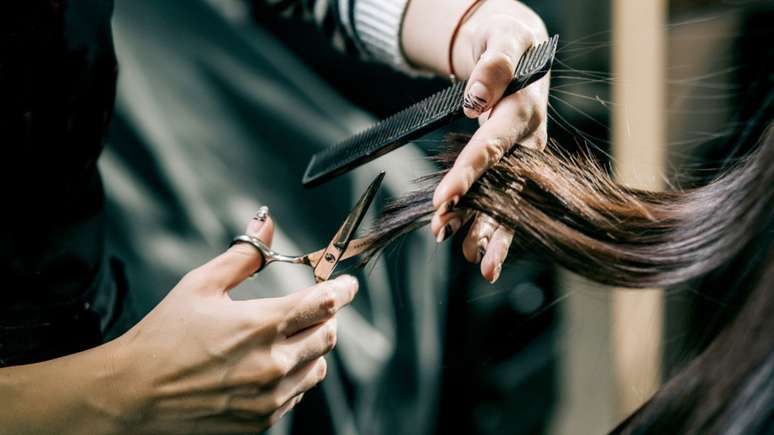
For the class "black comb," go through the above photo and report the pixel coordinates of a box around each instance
[302,35,559,187]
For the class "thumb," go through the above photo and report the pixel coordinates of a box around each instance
[462,21,535,118]
[198,206,275,292]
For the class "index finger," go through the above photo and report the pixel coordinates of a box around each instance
[278,275,358,337]
[433,89,543,208]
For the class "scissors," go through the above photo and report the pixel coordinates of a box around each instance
[230,172,384,282]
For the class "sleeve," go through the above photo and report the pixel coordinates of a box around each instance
[257,0,430,76]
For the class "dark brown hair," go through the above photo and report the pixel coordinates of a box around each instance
[360,125,774,433]
[362,128,773,288]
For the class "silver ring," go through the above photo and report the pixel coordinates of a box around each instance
[230,234,268,276]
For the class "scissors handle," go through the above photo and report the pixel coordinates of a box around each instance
[230,235,311,275]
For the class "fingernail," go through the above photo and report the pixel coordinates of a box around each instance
[440,196,459,215]
[248,206,270,234]
[437,217,462,243]
[254,205,269,222]
[435,225,446,243]
[489,262,502,284]
[463,82,489,114]
[476,237,489,264]
[339,274,359,296]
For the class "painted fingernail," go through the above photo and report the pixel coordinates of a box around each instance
[441,196,459,214]
[463,81,489,114]
[437,217,462,243]
[254,205,269,222]
[248,206,269,234]
[489,262,503,284]
[476,237,489,264]
[435,225,446,243]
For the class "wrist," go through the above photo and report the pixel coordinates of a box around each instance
[401,0,476,74]
[84,334,153,433]
[80,338,136,434]
[0,342,128,435]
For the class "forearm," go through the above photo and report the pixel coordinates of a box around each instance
[0,341,126,435]
[401,0,548,75]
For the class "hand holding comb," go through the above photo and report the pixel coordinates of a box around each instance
[303,34,559,187]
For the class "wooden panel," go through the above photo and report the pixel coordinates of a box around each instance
[611,0,667,419]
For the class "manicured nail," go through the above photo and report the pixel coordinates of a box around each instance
[476,237,489,264]
[436,225,446,243]
[254,206,269,222]
[437,217,462,243]
[441,196,459,215]
[489,262,502,284]
[463,81,489,114]
[248,206,269,235]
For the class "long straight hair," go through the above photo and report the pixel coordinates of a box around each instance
[359,125,774,433]
[362,127,773,288]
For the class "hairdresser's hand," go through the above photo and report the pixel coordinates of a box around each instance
[403,0,549,283]
[107,210,358,434]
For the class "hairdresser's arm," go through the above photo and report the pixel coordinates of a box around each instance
[0,214,357,435]
[402,0,549,282]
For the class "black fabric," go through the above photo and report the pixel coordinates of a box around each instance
[0,0,117,366]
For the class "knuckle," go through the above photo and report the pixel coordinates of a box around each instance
[324,320,338,351]
[275,317,290,337]
[269,392,286,411]
[513,103,532,123]
[462,238,481,264]
[481,51,516,82]
[530,106,546,127]
[317,358,328,382]
[268,352,291,379]
[318,287,338,316]
[254,394,281,416]
[482,137,508,165]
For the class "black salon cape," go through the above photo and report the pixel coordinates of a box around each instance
[0,0,120,366]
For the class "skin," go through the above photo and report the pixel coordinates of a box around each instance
[402,0,549,282]
[0,213,358,434]
[0,2,549,432]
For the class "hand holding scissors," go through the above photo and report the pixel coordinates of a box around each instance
[231,172,385,283]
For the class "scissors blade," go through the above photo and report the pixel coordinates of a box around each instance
[306,236,374,267]
[312,172,384,282]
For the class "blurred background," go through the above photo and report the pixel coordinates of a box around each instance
[101,0,773,434]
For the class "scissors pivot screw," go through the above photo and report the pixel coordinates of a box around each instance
[230,172,384,282]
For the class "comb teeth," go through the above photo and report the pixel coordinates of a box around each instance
[506,34,559,95]
[517,34,558,79]
[303,35,559,187]
[304,80,466,186]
